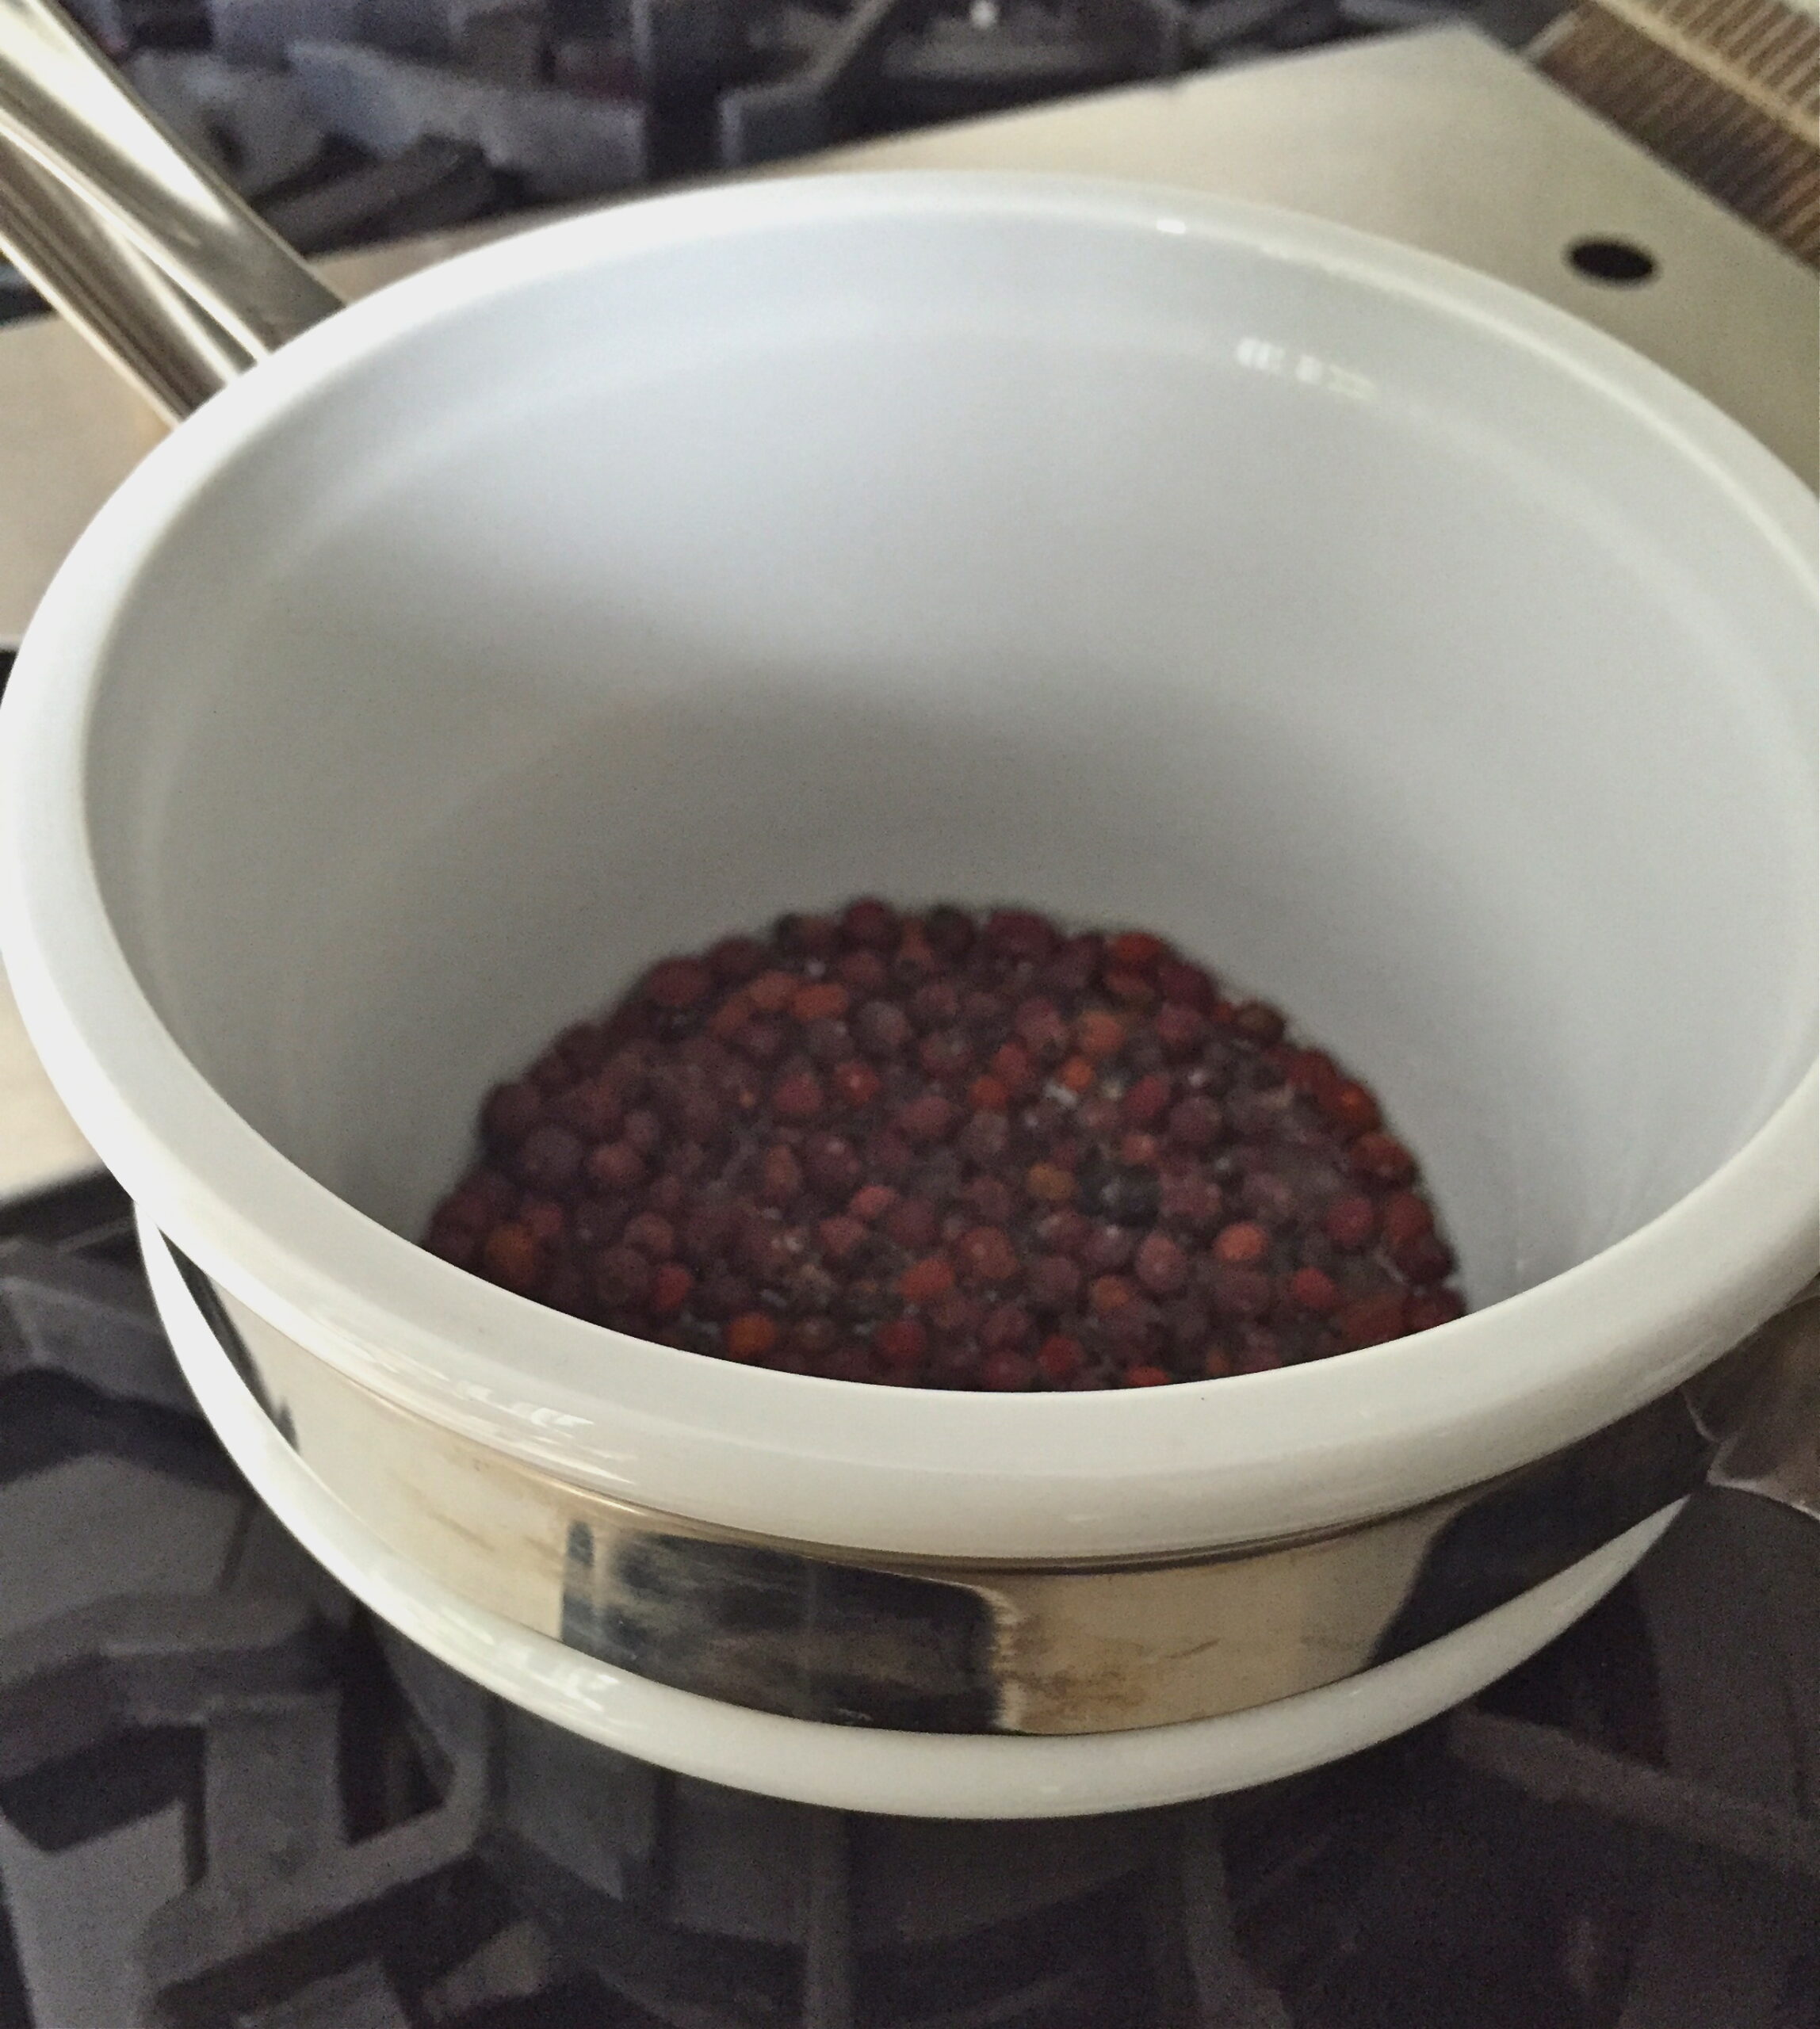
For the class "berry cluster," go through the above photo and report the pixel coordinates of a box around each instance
[422,902,1466,1388]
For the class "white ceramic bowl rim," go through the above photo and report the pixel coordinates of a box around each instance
[2,173,1814,1561]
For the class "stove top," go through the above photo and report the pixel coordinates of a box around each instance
[1,1182,1815,2028]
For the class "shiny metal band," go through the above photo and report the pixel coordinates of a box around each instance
[168,1240,1818,1738]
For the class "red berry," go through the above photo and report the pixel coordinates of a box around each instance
[1337,1291,1408,1349]
[1392,1234,1457,1285]
[1156,961,1216,1010]
[725,1312,780,1361]
[644,957,713,1010]
[1089,1274,1135,1316]
[847,1183,897,1224]
[1025,1163,1076,1206]
[594,1245,652,1308]
[831,1059,881,1109]
[981,1349,1034,1390]
[1135,1232,1189,1295]
[771,1072,824,1122]
[1324,1195,1378,1251]
[1230,1001,1286,1045]
[745,969,799,1014]
[649,1263,694,1315]
[884,1198,939,1251]
[1212,1221,1270,1265]
[1408,1288,1466,1332]
[817,1216,868,1262]
[482,1080,543,1144]
[587,1141,646,1192]
[896,1093,955,1144]
[840,897,898,949]
[1210,1266,1273,1318]
[955,1226,1020,1286]
[1038,1335,1084,1382]
[1166,1098,1222,1151]
[1380,1192,1435,1247]
[990,1041,1036,1095]
[622,1212,676,1259]
[984,910,1057,961]
[875,1318,929,1369]
[481,1223,542,1291]
[1352,1133,1417,1185]
[1122,1364,1171,1387]
[708,935,767,984]
[1103,969,1155,1008]
[1322,1081,1382,1137]
[1120,1075,1172,1129]
[1074,1009,1126,1060]
[836,949,890,995]
[792,981,850,1024]
[1287,1267,1340,1313]
[899,1255,957,1304]
[759,1144,803,1206]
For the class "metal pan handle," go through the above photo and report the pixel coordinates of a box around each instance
[0,0,338,418]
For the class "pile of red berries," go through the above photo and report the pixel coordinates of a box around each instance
[422,902,1466,1389]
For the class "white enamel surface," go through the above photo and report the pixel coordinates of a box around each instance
[143,1215,1680,1817]
[2,176,1814,1561]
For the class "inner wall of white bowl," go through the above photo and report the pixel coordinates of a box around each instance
[84,197,1816,1312]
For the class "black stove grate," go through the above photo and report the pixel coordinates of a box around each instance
[0,0,1567,327]
[0,1177,1814,2029]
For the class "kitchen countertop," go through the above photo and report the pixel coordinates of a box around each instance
[1,25,1812,1201]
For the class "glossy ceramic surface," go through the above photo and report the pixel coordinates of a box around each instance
[1,175,1814,1565]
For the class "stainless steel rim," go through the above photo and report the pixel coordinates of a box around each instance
[164,1236,1818,1737]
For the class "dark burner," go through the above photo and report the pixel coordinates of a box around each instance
[0,0,1564,327]
[0,1176,1815,2027]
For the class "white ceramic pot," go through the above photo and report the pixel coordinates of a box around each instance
[0,92,1813,1809]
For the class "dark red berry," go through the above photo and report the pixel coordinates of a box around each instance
[896,1093,956,1145]
[841,897,898,949]
[831,1059,881,1109]
[759,1144,804,1206]
[848,1183,897,1224]
[1212,1221,1270,1266]
[1392,1233,1457,1286]
[792,980,850,1024]
[981,1349,1034,1391]
[649,1262,693,1315]
[1408,1288,1466,1332]
[1352,1133,1417,1185]
[985,910,1057,962]
[644,957,713,1010]
[1338,1291,1408,1349]
[771,1072,824,1122]
[1380,1192,1435,1246]
[481,1223,542,1291]
[725,1312,780,1361]
[708,935,767,984]
[622,1212,675,1259]
[594,1245,652,1307]
[512,1125,584,1192]
[483,1080,544,1144]
[1287,1266,1340,1313]
[429,900,1463,1390]
[884,1198,939,1252]
[1324,1195,1378,1251]
[900,1255,956,1304]
[1134,1232,1188,1296]
[587,1141,646,1193]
